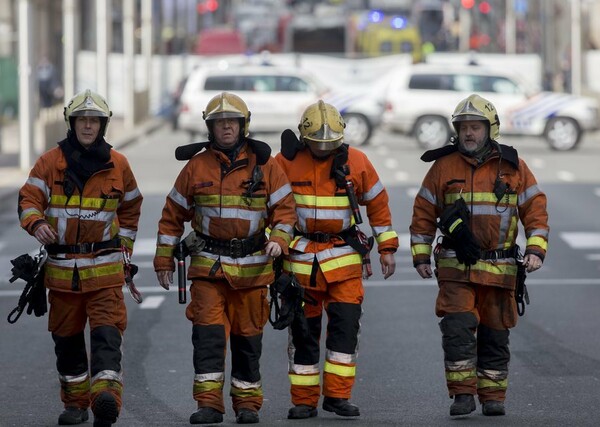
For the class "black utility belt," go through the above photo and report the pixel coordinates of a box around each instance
[295,228,356,243]
[46,237,121,255]
[441,238,518,260]
[197,233,265,258]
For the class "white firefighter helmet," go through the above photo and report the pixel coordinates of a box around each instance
[63,89,112,136]
[202,92,251,137]
[451,93,500,140]
[298,100,345,151]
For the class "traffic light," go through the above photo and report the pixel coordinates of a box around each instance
[479,1,491,14]
[197,0,219,14]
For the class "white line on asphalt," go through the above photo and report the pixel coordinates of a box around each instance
[557,170,575,182]
[586,254,600,260]
[394,171,409,182]
[530,158,545,169]
[560,232,600,248]
[595,188,600,198]
[384,158,398,169]
[406,187,419,198]
[139,295,165,309]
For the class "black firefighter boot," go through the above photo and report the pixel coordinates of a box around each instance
[58,407,89,425]
[288,405,318,419]
[322,397,360,417]
[482,400,506,416]
[93,392,119,427]
[450,394,476,416]
[189,407,224,424]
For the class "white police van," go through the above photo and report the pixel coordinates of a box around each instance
[382,63,600,151]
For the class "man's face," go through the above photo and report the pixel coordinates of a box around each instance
[74,116,101,149]
[457,120,488,153]
[212,118,240,148]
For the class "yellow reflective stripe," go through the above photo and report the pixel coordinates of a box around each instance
[320,253,362,272]
[446,370,476,382]
[448,218,462,233]
[78,263,123,280]
[62,378,90,395]
[284,259,313,275]
[270,228,292,245]
[221,263,273,278]
[156,246,174,257]
[411,244,432,256]
[231,386,263,398]
[294,194,350,208]
[50,195,119,210]
[445,192,517,205]
[90,379,122,394]
[21,209,42,221]
[438,258,518,275]
[527,236,548,250]
[376,230,398,244]
[289,373,320,386]
[505,217,518,248]
[324,361,356,377]
[45,265,74,280]
[193,381,223,393]
[194,194,267,208]
[477,378,508,389]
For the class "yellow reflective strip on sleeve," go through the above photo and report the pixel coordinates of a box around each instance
[375,230,398,244]
[270,228,292,245]
[527,236,548,250]
[289,373,320,386]
[324,361,356,377]
[448,218,463,234]
[411,244,432,256]
[446,370,476,382]
[284,259,313,275]
[477,378,508,389]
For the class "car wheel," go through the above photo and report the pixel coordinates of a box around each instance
[413,116,451,149]
[544,117,581,151]
[342,113,372,146]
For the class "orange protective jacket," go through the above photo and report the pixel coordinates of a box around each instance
[154,142,297,289]
[410,145,549,289]
[18,145,143,293]
[275,146,398,287]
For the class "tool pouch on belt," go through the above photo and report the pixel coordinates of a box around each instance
[269,258,317,334]
[515,258,530,316]
[7,248,48,324]
[437,197,481,266]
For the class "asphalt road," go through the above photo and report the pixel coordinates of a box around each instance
[1,126,599,426]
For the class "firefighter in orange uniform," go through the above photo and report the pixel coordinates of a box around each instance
[275,101,398,420]
[410,94,549,417]
[18,90,143,427]
[154,92,297,425]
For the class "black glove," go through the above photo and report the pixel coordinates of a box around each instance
[438,198,481,266]
[450,221,481,266]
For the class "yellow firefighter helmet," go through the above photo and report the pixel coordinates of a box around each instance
[298,100,345,150]
[202,92,251,137]
[451,93,500,140]
[63,89,112,135]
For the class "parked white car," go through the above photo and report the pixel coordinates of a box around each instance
[382,63,600,150]
[177,64,382,146]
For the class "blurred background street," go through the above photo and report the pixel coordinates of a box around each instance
[1,1,600,426]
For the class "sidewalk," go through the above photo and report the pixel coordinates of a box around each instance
[0,116,165,215]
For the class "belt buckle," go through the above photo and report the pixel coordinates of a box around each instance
[230,238,243,258]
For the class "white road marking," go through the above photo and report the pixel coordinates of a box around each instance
[384,158,398,169]
[406,187,419,198]
[139,295,165,309]
[530,158,545,169]
[557,170,575,182]
[586,254,600,261]
[394,171,409,182]
[133,238,157,256]
[560,232,600,249]
[594,188,600,198]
